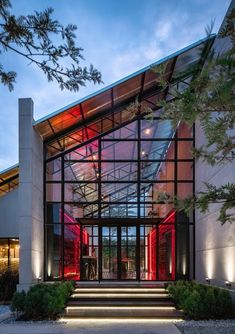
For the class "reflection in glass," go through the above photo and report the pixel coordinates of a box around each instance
[81,225,98,280]
[0,239,19,273]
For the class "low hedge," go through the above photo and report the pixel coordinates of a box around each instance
[11,281,75,320]
[167,280,234,320]
[0,269,19,302]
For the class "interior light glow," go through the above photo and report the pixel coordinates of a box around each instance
[59,318,182,323]
[141,150,145,155]
[71,293,169,298]
[66,306,175,311]
[74,288,166,293]
[144,128,151,135]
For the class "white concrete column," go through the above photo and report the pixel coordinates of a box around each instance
[18,98,44,291]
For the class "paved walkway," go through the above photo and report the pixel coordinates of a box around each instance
[0,320,181,334]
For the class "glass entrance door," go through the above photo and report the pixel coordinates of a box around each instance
[121,226,137,279]
[101,225,137,280]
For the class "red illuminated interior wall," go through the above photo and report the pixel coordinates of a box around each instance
[147,210,175,281]
[146,122,192,280]
[61,211,89,280]
[147,228,157,280]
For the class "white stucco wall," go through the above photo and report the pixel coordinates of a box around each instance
[18,98,44,291]
[195,1,235,291]
[195,122,235,290]
[0,188,19,238]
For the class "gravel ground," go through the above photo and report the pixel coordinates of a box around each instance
[0,305,10,315]
[176,319,235,334]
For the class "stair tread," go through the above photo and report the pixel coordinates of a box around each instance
[64,309,183,318]
[67,300,174,306]
[63,285,181,320]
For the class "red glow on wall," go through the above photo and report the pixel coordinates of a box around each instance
[146,210,175,281]
[59,210,89,280]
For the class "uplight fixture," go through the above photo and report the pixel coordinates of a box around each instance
[205,277,211,284]
[225,280,231,288]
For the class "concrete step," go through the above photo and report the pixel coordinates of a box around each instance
[63,284,182,320]
[74,287,167,294]
[70,292,170,301]
[67,300,175,307]
[64,306,183,319]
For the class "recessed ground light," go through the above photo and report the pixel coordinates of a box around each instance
[225,280,231,288]
[205,277,210,284]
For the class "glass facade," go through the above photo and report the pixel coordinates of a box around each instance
[45,110,194,281]
[0,238,19,273]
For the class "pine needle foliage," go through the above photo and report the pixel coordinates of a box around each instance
[0,0,102,91]
[129,10,235,224]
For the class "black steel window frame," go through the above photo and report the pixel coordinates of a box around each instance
[44,112,195,281]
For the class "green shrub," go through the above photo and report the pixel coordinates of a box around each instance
[216,289,234,318]
[169,280,234,320]
[184,289,205,319]
[11,291,26,317]
[0,270,19,301]
[11,281,74,320]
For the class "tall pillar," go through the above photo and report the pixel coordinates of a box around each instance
[18,98,44,291]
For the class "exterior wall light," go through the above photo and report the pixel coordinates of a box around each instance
[225,280,231,288]
[205,277,211,284]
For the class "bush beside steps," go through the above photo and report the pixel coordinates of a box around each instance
[167,280,234,320]
[11,281,75,320]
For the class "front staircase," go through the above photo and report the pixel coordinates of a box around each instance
[63,283,183,320]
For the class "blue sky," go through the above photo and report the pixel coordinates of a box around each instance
[0,0,231,170]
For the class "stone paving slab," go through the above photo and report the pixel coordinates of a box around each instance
[0,320,181,334]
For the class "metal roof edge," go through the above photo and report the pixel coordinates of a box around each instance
[33,34,216,126]
[0,163,19,176]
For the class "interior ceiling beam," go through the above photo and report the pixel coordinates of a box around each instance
[0,174,19,188]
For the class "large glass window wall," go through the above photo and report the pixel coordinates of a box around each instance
[45,113,194,281]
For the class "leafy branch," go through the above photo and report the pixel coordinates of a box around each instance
[0,0,102,91]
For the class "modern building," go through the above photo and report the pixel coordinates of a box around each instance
[0,2,234,292]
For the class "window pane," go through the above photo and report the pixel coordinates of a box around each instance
[101,204,138,217]
[178,141,192,159]
[46,203,61,223]
[141,161,175,181]
[64,224,81,280]
[177,162,193,180]
[141,119,173,139]
[101,141,137,160]
[46,183,61,202]
[101,183,137,203]
[64,161,98,181]
[104,121,138,139]
[46,225,62,280]
[64,183,98,202]
[158,224,175,280]
[46,158,61,181]
[101,162,137,181]
[141,141,175,160]
[65,140,98,161]
[0,239,8,273]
